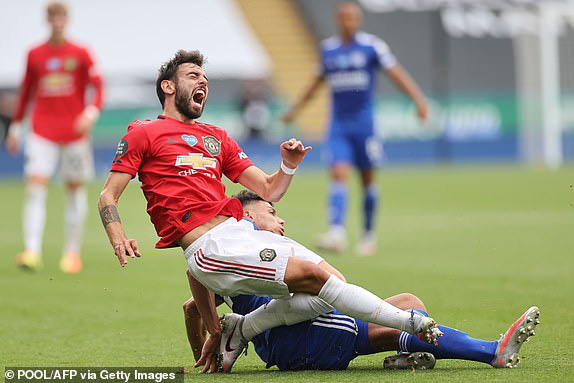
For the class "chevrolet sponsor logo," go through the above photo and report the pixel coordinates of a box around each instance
[175,153,217,170]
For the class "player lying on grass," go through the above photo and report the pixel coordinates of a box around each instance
[184,191,541,372]
[98,50,442,373]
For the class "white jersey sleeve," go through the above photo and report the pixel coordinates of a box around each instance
[318,36,341,77]
[371,35,397,70]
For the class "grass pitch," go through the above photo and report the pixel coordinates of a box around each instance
[1,164,573,382]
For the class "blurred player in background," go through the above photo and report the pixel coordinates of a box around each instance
[282,2,428,256]
[5,2,104,272]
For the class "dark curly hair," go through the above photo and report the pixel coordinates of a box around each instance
[156,50,205,108]
[232,190,272,208]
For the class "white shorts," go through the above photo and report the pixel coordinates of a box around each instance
[185,218,324,298]
[24,132,94,182]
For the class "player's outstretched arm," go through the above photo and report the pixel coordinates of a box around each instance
[237,138,311,202]
[98,171,141,267]
[187,272,221,373]
[183,297,207,362]
[183,271,225,363]
[385,65,428,122]
[75,51,103,136]
[6,52,35,156]
[280,75,324,124]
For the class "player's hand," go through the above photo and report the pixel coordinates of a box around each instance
[416,102,429,124]
[75,105,100,136]
[5,133,20,156]
[195,332,221,373]
[280,138,312,169]
[5,122,22,156]
[113,238,142,267]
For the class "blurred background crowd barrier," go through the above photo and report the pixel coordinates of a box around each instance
[1,0,573,177]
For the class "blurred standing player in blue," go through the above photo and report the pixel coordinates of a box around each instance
[282,2,428,256]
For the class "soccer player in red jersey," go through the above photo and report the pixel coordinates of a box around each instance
[6,2,104,273]
[98,50,441,373]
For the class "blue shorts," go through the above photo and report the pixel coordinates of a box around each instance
[325,130,382,170]
[265,313,373,371]
[300,316,373,370]
[226,294,374,371]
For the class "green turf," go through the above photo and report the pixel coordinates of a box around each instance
[1,165,573,382]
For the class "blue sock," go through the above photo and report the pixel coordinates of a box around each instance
[398,309,498,365]
[328,181,347,227]
[363,184,378,233]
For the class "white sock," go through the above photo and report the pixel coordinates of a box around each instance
[64,187,87,254]
[241,294,333,340]
[318,275,417,333]
[23,184,47,255]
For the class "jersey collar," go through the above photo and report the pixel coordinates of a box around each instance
[242,217,259,231]
[157,114,199,126]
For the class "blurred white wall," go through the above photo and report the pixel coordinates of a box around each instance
[0,0,271,88]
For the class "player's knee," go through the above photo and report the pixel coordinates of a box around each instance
[333,269,346,282]
[331,164,350,182]
[332,173,347,182]
[285,258,331,295]
[301,264,330,294]
[398,293,426,311]
[27,175,49,187]
[66,182,84,192]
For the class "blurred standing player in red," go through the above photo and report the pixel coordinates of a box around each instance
[5,2,104,273]
[282,3,428,256]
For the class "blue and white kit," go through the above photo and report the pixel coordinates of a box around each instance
[319,31,396,169]
[218,293,374,370]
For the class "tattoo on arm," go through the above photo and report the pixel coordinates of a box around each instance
[100,205,122,227]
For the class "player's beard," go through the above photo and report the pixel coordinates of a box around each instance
[175,82,204,120]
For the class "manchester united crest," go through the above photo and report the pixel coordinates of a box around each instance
[64,57,78,71]
[202,136,221,156]
[259,248,277,262]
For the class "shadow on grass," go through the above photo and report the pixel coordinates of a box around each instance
[183,362,492,378]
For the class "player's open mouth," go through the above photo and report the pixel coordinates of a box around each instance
[192,88,206,107]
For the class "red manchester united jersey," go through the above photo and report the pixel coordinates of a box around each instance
[111,115,254,248]
[13,40,104,143]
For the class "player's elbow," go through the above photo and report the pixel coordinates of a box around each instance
[265,192,284,203]
[98,185,121,208]
[259,182,285,203]
[98,188,114,209]
[97,190,108,209]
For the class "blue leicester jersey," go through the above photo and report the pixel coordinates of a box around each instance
[319,32,396,134]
